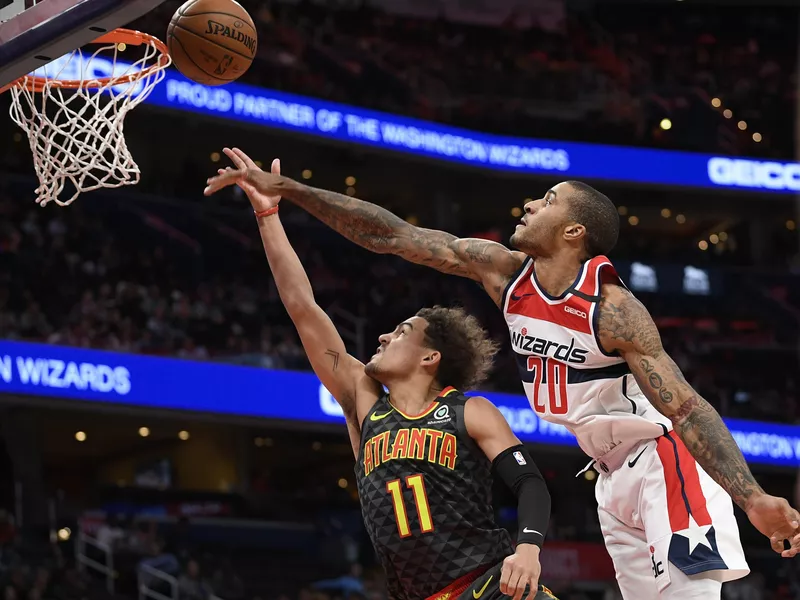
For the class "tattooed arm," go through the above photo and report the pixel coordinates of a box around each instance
[597,282,800,555]
[256,208,382,457]
[280,181,527,305]
[203,164,525,306]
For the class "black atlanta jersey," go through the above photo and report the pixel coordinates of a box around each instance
[355,387,513,600]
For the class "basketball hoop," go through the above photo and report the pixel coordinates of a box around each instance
[6,28,171,206]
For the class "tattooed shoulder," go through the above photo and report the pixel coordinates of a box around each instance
[596,283,663,357]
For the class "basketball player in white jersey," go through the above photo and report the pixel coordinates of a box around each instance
[205,157,800,600]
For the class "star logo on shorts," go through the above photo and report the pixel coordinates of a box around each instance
[675,514,713,555]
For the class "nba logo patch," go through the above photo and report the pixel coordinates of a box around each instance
[513,451,526,465]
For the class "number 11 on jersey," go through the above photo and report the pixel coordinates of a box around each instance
[386,474,434,537]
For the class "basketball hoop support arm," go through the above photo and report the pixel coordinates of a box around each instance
[0,0,169,90]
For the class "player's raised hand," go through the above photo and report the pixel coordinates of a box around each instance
[218,148,282,210]
[745,493,800,557]
[500,544,541,600]
[204,147,286,211]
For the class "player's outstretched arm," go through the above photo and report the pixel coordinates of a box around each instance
[596,282,800,556]
[465,396,550,600]
[219,150,382,456]
[204,157,525,306]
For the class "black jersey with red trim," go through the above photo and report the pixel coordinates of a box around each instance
[355,387,513,600]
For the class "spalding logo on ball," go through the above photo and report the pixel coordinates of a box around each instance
[167,0,258,86]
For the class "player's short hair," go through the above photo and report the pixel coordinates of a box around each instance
[415,306,499,391]
[565,181,619,257]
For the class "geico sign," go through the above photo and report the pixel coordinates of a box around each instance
[708,158,800,191]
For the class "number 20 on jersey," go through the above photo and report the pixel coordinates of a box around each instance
[527,356,569,415]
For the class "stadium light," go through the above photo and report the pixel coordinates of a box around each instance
[660,118,672,130]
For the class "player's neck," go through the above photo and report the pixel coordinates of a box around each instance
[533,252,584,297]
[386,378,443,416]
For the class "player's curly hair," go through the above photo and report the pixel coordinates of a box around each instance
[415,306,499,391]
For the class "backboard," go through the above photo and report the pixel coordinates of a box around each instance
[0,0,169,89]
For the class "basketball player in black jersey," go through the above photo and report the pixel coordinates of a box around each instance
[215,149,557,600]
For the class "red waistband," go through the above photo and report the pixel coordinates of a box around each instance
[425,564,492,600]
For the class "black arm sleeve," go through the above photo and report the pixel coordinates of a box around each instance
[492,444,551,547]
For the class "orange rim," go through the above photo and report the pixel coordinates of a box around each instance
[10,28,169,93]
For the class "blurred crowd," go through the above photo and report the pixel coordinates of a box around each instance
[81,514,800,600]
[0,186,798,425]
[0,512,101,600]
[132,0,798,157]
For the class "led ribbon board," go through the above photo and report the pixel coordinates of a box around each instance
[0,340,798,467]
[30,54,800,193]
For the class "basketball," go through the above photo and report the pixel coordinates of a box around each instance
[167,0,257,86]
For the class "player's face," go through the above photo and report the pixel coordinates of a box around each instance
[365,316,438,382]
[510,182,572,255]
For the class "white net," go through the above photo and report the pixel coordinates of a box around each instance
[8,34,171,207]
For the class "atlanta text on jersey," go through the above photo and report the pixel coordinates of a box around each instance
[363,428,458,477]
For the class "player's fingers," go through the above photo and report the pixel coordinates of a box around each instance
[223,147,247,170]
[231,147,259,170]
[271,158,281,176]
[521,581,535,600]
[784,532,800,557]
[204,169,246,195]
[770,535,785,554]
[499,562,513,595]
[509,570,526,600]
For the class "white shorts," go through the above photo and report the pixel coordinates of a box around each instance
[595,431,749,600]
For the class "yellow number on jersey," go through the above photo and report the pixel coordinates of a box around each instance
[385,474,434,537]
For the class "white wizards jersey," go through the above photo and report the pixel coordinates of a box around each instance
[502,255,671,461]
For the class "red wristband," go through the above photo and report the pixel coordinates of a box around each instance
[254,206,279,218]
